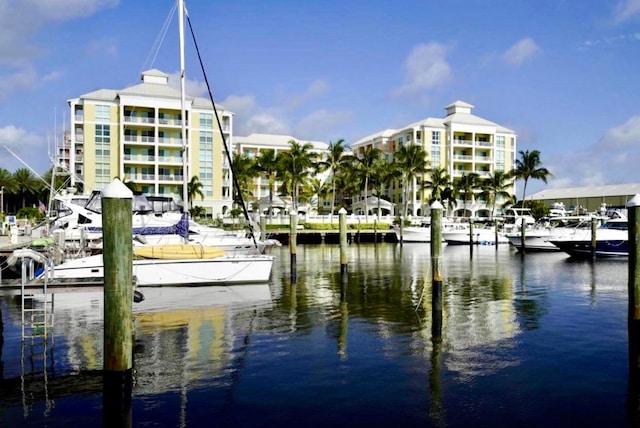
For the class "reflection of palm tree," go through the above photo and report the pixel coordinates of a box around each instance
[513,149,551,206]
[13,168,40,208]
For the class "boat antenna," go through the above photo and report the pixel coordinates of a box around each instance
[184,7,258,246]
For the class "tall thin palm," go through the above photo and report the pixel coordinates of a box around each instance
[513,149,552,206]
[394,144,429,217]
[187,175,205,210]
[423,167,450,204]
[231,152,258,208]
[354,146,382,221]
[0,168,15,214]
[318,139,348,215]
[369,155,397,219]
[255,149,279,216]
[481,170,512,219]
[277,140,316,211]
[456,172,480,218]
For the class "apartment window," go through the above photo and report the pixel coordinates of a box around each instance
[431,146,441,168]
[200,113,213,129]
[95,124,110,143]
[496,136,505,148]
[431,131,440,145]
[95,105,110,123]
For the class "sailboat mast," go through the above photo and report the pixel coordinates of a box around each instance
[179,0,189,212]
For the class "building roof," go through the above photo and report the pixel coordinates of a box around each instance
[527,183,640,200]
[234,133,328,150]
[73,69,221,110]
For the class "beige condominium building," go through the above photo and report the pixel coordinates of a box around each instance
[66,69,234,217]
[351,100,517,218]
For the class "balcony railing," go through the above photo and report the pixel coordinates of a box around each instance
[158,156,182,164]
[124,135,155,144]
[157,137,183,146]
[453,154,472,161]
[124,116,155,125]
[124,155,155,162]
[158,118,188,127]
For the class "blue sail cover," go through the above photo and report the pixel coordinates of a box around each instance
[88,213,190,239]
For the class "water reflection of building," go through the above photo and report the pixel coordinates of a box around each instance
[11,286,273,381]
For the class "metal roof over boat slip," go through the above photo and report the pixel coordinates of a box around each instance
[527,183,640,201]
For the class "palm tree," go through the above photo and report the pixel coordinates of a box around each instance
[481,170,513,219]
[231,152,258,208]
[13,168,40,209]
[255,149,280,216]
[394,144,429,217]
[513,149,552,206]
[187,175,205,210]
[369,155,398,219]
[0,168,16,214]
[277,140,317,212]
[354,146,382,220]
[423,167,451,204]
[456,172,480,218]
[317,139,349,215]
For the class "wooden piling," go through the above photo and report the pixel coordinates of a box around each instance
[520,217,527,254]
[339,208,348,275]
[102,179,133,372]
[468,219,474,258]
[431,201,443,338]
[627,194,640,411]
[591,217,598,260]
[628,194,640,320]
[290,213,298,281]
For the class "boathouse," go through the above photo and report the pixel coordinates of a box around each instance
[526,182,640,213]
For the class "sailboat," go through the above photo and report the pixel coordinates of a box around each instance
[15,0,275,286]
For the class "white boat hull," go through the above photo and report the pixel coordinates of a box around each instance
[48,253,274,286]
[443,228,508,245]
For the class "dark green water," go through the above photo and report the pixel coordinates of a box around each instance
[0,243,634,427]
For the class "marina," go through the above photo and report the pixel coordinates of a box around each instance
[0,241,637,427]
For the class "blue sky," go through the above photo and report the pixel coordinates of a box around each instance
[1,0,640,197]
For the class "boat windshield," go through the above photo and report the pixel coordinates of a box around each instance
[600,220,628,230]
[84,190,155,214]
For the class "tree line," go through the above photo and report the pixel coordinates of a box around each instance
[230,139,551,219]
[0,141,550,221]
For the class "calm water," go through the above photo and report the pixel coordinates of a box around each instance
[0,243,634,427]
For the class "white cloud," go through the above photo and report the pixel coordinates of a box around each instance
[598,115,640,148]
[613,0,640,23]
[0,67,39,101]
[503,38,540,66]
[0,0,119,67]
[294,109,355,140]
[285,79,329,110]
[221,94,290,136]
[85,37,118,57]
[391,42,452,99]
[0,126,48,172]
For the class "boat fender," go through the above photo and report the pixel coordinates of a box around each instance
[133,290,145,303]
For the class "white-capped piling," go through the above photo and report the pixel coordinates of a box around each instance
[339,208,348,275]
[102,179,133,372]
